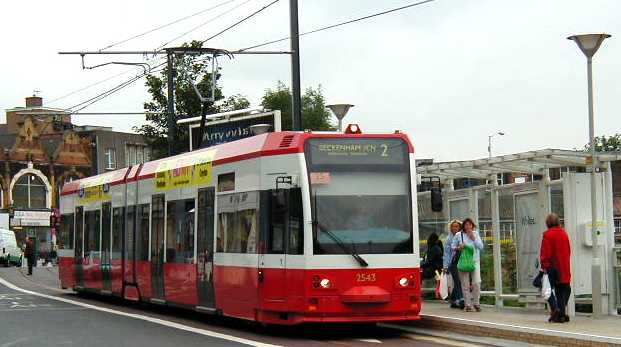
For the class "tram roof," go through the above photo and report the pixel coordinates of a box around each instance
[62,131,414,195]
[418,148,621,180]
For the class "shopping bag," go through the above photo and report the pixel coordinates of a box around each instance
[457,244,475,272]
[434,279,441,299]
[541,274,552,300]
[439,273,449,300]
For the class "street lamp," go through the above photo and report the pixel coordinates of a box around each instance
[488,131,505,159]
[326,104,354,132]
[568,33,611,318]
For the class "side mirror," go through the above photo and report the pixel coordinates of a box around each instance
[431,187,443,212]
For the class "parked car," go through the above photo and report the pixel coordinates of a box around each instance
[0,229,22,267]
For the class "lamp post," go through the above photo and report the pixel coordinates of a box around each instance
[568,33,611,318]
[326,104,354,132]
[488,131,505,159]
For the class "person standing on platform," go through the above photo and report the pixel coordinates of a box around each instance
[539,213,572,323]
[25,237,35,276]
[443,219,464,309]
[452,218,484,312]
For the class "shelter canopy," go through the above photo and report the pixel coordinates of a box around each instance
[418,149,621,180]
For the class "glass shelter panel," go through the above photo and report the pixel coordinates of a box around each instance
[477,189,495,292]
[499,189,517,294]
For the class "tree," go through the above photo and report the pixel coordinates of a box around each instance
[261,81,335,131]
[134,40,249,159]
[584,134,621,152]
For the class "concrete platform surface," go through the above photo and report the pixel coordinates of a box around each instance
[397,301,621,346]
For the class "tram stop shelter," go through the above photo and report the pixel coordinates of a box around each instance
[417,149,621,316]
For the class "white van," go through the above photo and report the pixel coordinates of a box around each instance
[0,229,22,267]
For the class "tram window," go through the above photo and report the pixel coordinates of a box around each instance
[288,188,304,255]
[135,204,150,261]
[112,207,124,260]
[218,173,235,192]
[268,191,286,254]
[126,205,136,261]
[84,210,101,259]
[59,214,74,250]
[166,199,195,263]
[217,192,258,254]
[151,196,164,261]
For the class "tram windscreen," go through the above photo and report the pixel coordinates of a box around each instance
[305,138,413,255]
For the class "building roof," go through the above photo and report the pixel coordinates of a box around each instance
[5,106,70,114]
[418,149,621,179]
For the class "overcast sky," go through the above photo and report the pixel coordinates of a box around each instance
[1,0,619,161]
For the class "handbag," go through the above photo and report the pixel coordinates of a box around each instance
[457,243,475,272]
[533,271,544,288]
[449,233,464,268]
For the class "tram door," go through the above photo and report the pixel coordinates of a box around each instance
[197,188,216,309]
[74,206,84,288]
[101,202,112,292]
[150,195,166,300]
[260,189,289,302]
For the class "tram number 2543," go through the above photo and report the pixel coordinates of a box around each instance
[356,273,377,282]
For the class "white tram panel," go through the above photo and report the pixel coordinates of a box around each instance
[259,153,305,190]
[408,152,421,267]
[212,157,262,270]
[212,157,262,193]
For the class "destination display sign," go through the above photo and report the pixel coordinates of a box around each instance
[306,138,407,166]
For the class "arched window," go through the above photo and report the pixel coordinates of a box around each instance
[13,173,47,209]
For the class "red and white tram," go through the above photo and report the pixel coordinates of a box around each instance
[58,128,421,324]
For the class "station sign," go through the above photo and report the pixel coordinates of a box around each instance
[11,210,51,227]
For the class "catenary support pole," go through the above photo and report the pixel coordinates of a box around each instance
[588,56,603,318]
[289,0,302,131]
[167,51,176,156]
[490,177,503,308]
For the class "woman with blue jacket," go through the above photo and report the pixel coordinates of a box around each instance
[451,218,484,312]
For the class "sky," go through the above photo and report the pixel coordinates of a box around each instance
[0,0,619,161]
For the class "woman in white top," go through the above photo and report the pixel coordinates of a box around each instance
[451,218,484,312]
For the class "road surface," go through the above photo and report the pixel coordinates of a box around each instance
[0,267,488,347]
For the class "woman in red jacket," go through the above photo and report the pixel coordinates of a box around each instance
[539,213,571,323]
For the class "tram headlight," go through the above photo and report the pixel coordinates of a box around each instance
[319,278,331,289]
[398,277,409,287]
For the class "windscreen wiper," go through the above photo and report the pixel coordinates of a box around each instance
[317,223,369,268]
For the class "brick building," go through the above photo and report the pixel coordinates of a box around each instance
[1,95,148,256]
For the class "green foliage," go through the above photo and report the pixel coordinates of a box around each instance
[134,40,250,159]
[584,134,621,152]
[260,81,335,131]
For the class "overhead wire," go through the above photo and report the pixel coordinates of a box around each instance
[68,0,280,113]
[237,0,436,51]
[45,67,143,106]
[98,0,237,51]
[201,0,280,44]
[156,0,255,50]
[69,61,167,112]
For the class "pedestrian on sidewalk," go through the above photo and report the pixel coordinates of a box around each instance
[443,219,464,309]
[539,213,572,323]
[25,237,35,276]
[422,232,444,281]
[452,218,484,312]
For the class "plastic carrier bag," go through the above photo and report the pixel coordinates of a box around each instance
[541,274,552,300]
[439,273,449,300]
[457,244,475,272]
